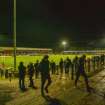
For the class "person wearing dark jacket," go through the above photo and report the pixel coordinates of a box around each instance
[18,62,26,91]
[39,55,52,96]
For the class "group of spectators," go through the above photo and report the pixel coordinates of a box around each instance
[18,54,105,96]
[0,54,105,97]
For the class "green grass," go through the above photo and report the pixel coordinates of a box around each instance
[0,54,93,70]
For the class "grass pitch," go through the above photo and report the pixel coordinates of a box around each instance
[0,54,93,70]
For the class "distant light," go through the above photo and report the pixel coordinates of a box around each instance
[62,41,67,46]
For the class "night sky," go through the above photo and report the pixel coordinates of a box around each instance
[0,0,105,49]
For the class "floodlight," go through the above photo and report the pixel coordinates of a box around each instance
[62,41,67,46]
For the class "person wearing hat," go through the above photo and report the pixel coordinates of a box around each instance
[39,55,52,96]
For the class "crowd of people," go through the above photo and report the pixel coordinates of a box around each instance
[18,54,105,96]
[0,54,105,97]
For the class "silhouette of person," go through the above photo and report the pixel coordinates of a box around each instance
[96,56,100,70]
[92,56,95,72]
[73,56,79,73]
[18,62,26,91]
[34,60,40,79]
[5,69,9,79]
[71,60,75,80]
[56,64,59,75]
[75,55,91,92]
[59,58,64,79]
[100,54,105,69]
[87,58,91,72]
[8,70,12,82]
[27,62,36,89]
[50,60,56,75]
[39,55,52,96]
[0,68,4,78]
[64,57,71,79]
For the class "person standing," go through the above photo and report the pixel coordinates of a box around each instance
[5,69,9,79]
[34,60,40,79]
[64,57,71,79]
[39,55,52,96]
[27,62,36,89]
[87,58,91,72]
[75,55,91,93]
[73,56,79,73]
[18,62,26,91]
[8,70,12,82]
[71,60,75,80]
[100,54,105,69]
[59,58,64,79]
[0,68,4,78]
[50,60,56,75]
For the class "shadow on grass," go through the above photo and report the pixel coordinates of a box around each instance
[0,87,14,105]
[43,95,68,105]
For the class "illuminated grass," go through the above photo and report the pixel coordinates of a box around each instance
[0,54,93,70]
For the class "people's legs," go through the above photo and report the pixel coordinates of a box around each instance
[65,68,70,79]
[74,65,76,73]
[35,71,38,79]
[29,76,31,87]
[65,68,67,78]
[71,65,74,80]
[37,71,40,78]
[30,76,34,87]
[41,76,46,96]
[9,74,12,82]
[88,64,90,72]
[60,68,63,79]
[65,68,66,74]
[75,71,80,87]
[22,78,25,90]
[51,68,53,74]
[52,68,54,74]
[57,66,59,75]
[19,78,22,89]
[36,70,39,79]
[45,74,52,93]
[82,72,91,92]
[54,68,56,74]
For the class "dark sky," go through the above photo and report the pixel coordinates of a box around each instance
[0,0,105,48]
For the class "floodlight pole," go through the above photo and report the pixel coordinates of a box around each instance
[13,0,16,71]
